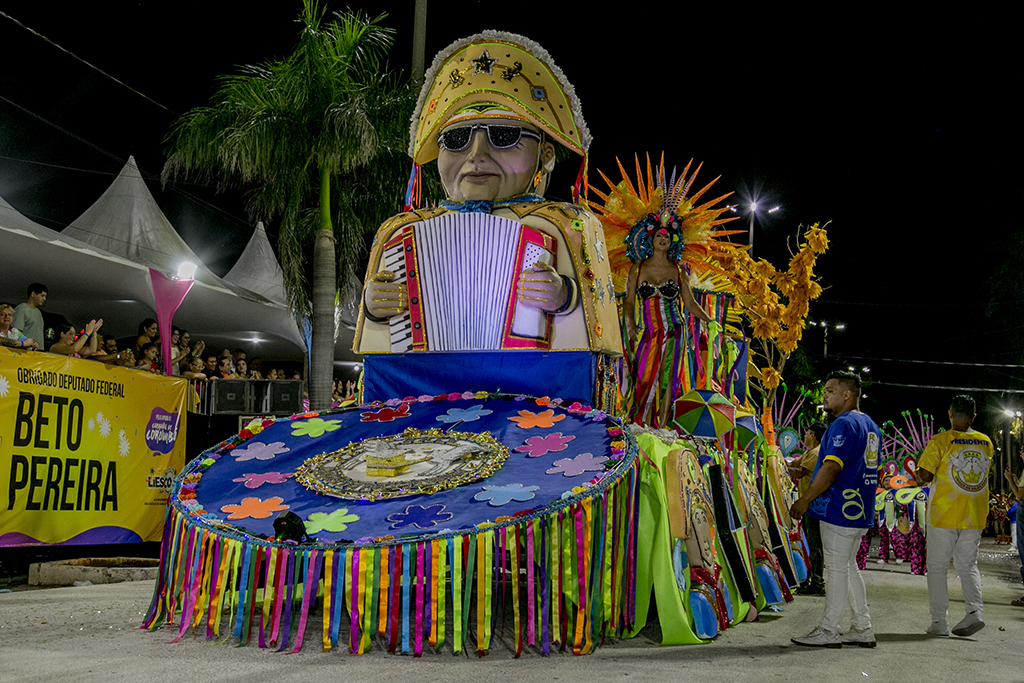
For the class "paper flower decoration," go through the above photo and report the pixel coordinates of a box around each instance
[508,409,565,429]
[220,496,289,520]
[290,418,343,438]
[360,403,411,423]
[546,452,609,477]
[230,441,290,462]
[304,508,360,534]
[386,504,454,530]
[474,483,540,507]
[232,471,294,489]
[436,404,494,423]
[515,432,575,457]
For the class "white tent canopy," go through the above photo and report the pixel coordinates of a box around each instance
[63,157,270,302]
[224,221,289,306]
[0,161,306,360]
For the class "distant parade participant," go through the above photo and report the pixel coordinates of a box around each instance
[354,31,620,406]
[787,421,829,596]
[790,371,880,648]
[1003,447,1024,608]
[916,394,993,637]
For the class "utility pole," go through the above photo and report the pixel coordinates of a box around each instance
[411,0,427,87]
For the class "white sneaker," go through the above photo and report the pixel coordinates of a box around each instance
[792,626,842,648]
[926,620,949,636]
[952,612,985,637]
[842,626,876,648]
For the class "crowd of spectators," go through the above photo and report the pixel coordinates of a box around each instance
[2,282,312,385]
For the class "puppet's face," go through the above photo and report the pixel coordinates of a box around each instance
[437,118,553,202]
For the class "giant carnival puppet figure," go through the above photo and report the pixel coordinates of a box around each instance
[354,31,621,406]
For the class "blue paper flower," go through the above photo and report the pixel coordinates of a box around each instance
[387,504,454,530]
[436,404,494,423]
[474,483,540,507]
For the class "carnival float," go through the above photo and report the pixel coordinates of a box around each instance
[144,29,840,656]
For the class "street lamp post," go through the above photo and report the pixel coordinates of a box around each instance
[746,203,781,258]
[808,320,845,357]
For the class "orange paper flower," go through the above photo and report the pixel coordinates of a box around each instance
[508,409,566,429]
[220,496,290,520]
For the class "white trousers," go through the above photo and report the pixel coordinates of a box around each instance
[819,521,871,634]
[926,527,983,621]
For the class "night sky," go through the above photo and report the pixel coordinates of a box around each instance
[1,2,1020,436]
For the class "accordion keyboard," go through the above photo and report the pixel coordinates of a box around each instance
[383,242,413,352]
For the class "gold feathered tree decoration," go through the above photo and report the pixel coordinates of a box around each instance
[716,223,830,439]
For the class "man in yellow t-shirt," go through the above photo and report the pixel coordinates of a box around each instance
[788,421,829,595]
[917,394,992,638]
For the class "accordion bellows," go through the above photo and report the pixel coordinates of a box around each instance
[384,213,555,352]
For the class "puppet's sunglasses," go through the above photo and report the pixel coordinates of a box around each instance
[437,124,542,152]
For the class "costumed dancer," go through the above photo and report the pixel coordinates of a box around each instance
[590,155,739,427]
[354,32,621,407]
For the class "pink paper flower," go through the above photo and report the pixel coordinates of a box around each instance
[515,432,575,457]
[232,471,294,489]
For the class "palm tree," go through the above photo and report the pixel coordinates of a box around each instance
[162,0,414,410]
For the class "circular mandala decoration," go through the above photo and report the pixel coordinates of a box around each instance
[295,427,508,501]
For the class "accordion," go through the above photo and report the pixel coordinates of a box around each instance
[381,212,557,352]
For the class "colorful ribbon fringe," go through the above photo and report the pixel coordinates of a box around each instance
[142,457,640,656]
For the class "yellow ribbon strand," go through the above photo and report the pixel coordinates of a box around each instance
[209,539,233,639]
[322,551,333,652]
[378,547,389,637]
[549,515,560,645]
[435,540,447,651]
[358,548,370,654]
[429,540,440,649]
[453,539,463,654]
[582,497,594,655]
[476,533,486,654]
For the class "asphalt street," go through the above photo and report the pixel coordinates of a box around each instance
[2,538,1022,683]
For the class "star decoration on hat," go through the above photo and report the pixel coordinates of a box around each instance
[593,231,605,262]
[472,49,497,75]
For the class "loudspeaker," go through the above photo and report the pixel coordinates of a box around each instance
[210,380,253,414]
[266,380,303,415]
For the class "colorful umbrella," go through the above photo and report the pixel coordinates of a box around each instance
[733,407,762,449]
[672,389,735,438]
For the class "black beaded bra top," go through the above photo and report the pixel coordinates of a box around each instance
[637,279,681,299]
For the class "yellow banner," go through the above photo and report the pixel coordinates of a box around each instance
[0,347,187,546]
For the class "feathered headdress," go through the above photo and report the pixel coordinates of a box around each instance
[589,153,742,278]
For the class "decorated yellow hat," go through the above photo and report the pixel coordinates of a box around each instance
[409,31,591,165]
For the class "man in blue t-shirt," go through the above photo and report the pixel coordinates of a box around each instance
[790,370,880,648]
